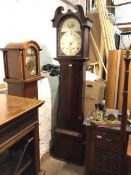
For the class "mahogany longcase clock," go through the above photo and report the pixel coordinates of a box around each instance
[0,40,43,99]
[50,5,93,165]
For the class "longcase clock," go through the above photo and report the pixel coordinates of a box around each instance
[50,5,93,165]
[0,40,43,99]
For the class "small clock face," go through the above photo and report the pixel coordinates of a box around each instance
[25,47,37,76]
[59,17,82,56]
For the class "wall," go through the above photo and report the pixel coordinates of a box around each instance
[0,0,86,159]
[113,0,131,49]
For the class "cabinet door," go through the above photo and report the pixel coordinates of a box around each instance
[85,126,120,175]
[94,130,120,173]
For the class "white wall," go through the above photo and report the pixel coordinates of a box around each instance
[113,0,131,49]
[115,5,131,24]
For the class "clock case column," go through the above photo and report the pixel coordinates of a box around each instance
[57,58,87,132]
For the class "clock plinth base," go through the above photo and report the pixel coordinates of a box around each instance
[50,128,85,165]
[4,76,43,99]
[5,81,38,99]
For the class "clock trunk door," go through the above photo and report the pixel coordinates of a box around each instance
[58,60,85,132]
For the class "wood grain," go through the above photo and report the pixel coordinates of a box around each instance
[105,50,119,109]
[0,94,44,126]
[117,50,131,112]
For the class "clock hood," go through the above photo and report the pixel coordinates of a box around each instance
[52,5,93,29]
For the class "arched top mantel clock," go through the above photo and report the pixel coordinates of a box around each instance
[0,40,43,99]
[3,40,42,81]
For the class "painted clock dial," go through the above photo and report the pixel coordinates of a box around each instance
[59,17,82,56]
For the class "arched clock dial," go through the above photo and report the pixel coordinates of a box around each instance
[25,46,37,76]
[59,17,82,56]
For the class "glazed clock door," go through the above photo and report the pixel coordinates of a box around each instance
[25,46,37,78]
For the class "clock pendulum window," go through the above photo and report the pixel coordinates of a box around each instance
[50,5,93,165]
[0,40,43,99]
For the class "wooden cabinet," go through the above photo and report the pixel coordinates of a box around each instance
[0,94,44,175]
[85,125,122,175]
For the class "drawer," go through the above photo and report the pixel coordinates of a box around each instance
[94,130,121,152]
[95,130,120,144]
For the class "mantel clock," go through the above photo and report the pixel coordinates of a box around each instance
[50,5,93,165]
[0,40,43,99]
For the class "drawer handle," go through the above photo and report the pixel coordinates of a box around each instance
[105,138,112,142]
[96,135,102,139]
[87,84,93,88]
[78,116,82,120]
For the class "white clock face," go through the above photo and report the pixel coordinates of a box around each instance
[60,31,81,56]
[59,17,82,56]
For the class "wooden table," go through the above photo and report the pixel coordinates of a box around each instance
[0,94,44,175]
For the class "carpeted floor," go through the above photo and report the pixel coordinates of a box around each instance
[40,154,84,175]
